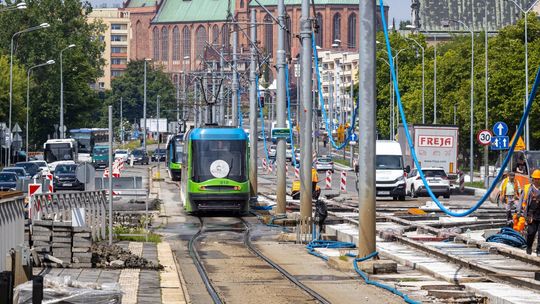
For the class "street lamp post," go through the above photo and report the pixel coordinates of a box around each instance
[406,37,425,124]
[378,44,404,139]
[505,0,540,151]
[443,19,474,182]
[60,44,75,139]
[9,22,50,165]
[143,58,151,151]
[26,60,55,161]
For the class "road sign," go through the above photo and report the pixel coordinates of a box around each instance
[28,184,42,196]
[477,129,493,146]
[491,136,510,150]
[493,122,508,137]
[12,123,22,133]
[271,128,291,138]
[350,133,358,142]
[509,133,526,151]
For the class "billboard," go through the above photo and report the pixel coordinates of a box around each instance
[140,119,168,133]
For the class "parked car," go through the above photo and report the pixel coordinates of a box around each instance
[406,167,450,199]
[2,167,29,180]
[114,149,130,162]
[30,160,50,175]
[315,156,334,173]
[0,172,18,191]
[152,148,166,162]
[268,145,277,159]
[131,149,149,165]
[53,164,84,191]
[15,162,41,179]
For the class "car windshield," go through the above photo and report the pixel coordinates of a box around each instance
[33,161,47,167]
[94,147,108,155]
[132,150,144,156]
[56,165,77,174]
[318,158,332,163]
[192,140,247,182]
[0,173,17,182]
[376,155,403,170]
[115,150,127,154]
[423,169,447,178]
[15,163,37,175]
[4,168,24,176]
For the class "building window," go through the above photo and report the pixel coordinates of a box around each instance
[111,23,127,30]
[195,26,207,58]
[316,13,323,48]
[111,47,127,53]
[162,27,169,62]
[111,34,126,42]
[222,24,229,48]
[111,58,127,65]
[333,13,341,43]
[264,14,273,56]
[182,26,191,61]
[153,27,159,60]
[212,25,220,46]
[240,0,244,8]
[173,26,180,61]
[111,70,124,77]
[348,14,356,48]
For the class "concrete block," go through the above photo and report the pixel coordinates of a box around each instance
[72,256,92,263]
[72,232,91,238]
[31,235,51,241]
[32,226,52,232]
[73,241,92,248]
[32,246,51,253]
[72,252,92,258]
[71,263,92,268]
[72,237,91,243]
[52,248,72,256]
[72,227,91,233]
[52,243,71,248]
[52,237,72,243]
[53,231,71,237]
[72,247,90,253]
[33,220,53,227]
[33,241,52,247]
[52,221,73,227]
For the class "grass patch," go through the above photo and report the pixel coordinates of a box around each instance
[333,158,350,167]
[113,226,162,243]
[339,255,349,261]
[465,181,485,189]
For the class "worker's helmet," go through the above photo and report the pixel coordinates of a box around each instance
[531,169,540,179]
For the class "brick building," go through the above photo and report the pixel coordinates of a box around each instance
[124,0,388,76]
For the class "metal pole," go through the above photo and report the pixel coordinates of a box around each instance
[433,35,437,124]
[8,36,14,166]
[157,95,161,178]
[120,97,124,145]
[470,28,475,183]
[299,0,312,219]
[143,60,148,150]
[421,46,425,124]
[276,0,287,215]
[219,48,225,126]
[357,0,376,257]
[108,105,113,245]
[183,72,187,130]
[26,69,30,162]
[484,4,489,181]
[176,74,180,133]
[524,12,530,150]
[60,50,64,139]
[249,9,258,200]
[232,26,239,127]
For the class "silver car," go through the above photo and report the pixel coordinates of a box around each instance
[315,157,334,173]
[268,145,277,159]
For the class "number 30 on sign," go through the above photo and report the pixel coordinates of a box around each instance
[477,129,493,146]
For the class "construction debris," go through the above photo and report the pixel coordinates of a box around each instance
[91,243,163,270]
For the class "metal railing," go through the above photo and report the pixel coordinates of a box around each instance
[0,192,25,272]
[30,191,107,241]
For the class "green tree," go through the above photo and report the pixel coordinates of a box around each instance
[0,0,105,146]
[0,55,26,127]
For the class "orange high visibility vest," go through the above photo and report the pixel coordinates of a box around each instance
[501,178,522,199]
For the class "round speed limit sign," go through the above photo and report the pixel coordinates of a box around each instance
[477,129,493,146]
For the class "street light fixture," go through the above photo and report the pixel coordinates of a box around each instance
[443,18,474,182]
[0,2,27,13]
[60,44,75,139]
[504,0,540,150]
[9,22,50,165]
[26,59,55,161]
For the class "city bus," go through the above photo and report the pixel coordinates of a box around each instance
[69,128,108,162]
[43,138,78,172]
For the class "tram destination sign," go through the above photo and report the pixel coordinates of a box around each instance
[271,128,291,138]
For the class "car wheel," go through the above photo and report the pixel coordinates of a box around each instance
[443,193,450,199]
[411,186,417,198]
[398,195,406,201]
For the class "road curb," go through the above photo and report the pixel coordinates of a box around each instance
[334,163,353,172]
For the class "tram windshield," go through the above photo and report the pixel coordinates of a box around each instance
[192,140,247,182]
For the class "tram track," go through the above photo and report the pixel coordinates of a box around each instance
[187,216,330,304]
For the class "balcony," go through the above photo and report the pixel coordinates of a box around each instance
[110,53,128,58]
[111,64,127,69]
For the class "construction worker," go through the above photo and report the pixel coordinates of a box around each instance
[522,169,540,256]
[499,171,522,226]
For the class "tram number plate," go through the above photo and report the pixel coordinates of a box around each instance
[378,191,390,195]
[63,183,72,187]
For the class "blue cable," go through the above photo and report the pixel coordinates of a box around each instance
[486,227,526,248]
[256,76,271,163]
[305,240,420,304]
[312,34,360,150]
[284,64,298,168]
[378,0,540,217]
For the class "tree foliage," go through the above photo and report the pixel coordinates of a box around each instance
[0,0,105,146]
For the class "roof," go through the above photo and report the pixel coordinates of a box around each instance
[126,0,157,8]
[190,127,248,140]
[153,0,234,24]
[249,0,385,6]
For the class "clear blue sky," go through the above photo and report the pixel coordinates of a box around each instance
[386,0,411,22]
[88,0,412,21]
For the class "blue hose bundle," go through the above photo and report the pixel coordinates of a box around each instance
[306,240,356,261]
[486,227,527,248]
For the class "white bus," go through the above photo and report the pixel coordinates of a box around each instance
[43,138,78,172]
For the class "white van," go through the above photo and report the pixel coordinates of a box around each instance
[376,140,408,201]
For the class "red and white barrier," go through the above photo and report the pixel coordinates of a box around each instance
[45,173,54,193]
[103,168,110,178]
[262,158,268,171]
[268,162,274,174]
[459,171,465,192]
[285,164,289,177]
[294,166,300,179]
[325,170,332,189]
[340,171,347,192]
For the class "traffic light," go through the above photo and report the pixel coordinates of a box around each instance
[259,96,265,107]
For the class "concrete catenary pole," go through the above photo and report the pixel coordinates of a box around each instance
[357,0,376,257]
[143,59,148,151]
[232,25,239,127]
[299,0,313,219]
[249,9,258,199]
[157,95,161,178]
[108,105,113,245]
[484,4,489,183]
[176,73,180,134]
[275,0,287,215]
[219,48,225,126]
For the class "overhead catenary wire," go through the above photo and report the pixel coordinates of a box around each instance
[378,0,540,217]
